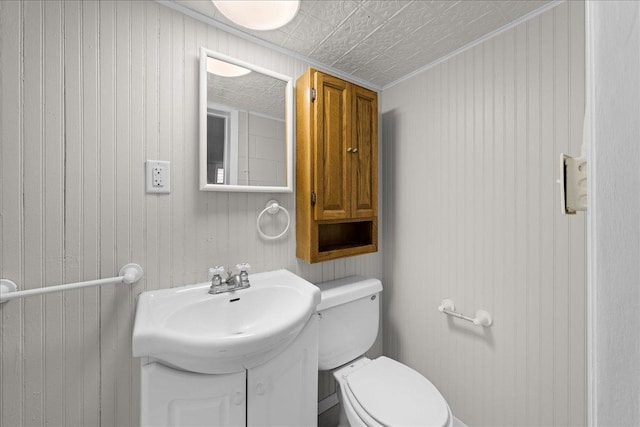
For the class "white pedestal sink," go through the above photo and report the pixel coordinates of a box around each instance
[133,269,321,427]
[133,269,321,374]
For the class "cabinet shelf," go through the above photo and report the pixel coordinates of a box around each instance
[318,220,374,252]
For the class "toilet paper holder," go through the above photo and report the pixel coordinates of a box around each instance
[438,299,492,327]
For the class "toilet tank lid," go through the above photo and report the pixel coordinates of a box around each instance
[316,276,382,311]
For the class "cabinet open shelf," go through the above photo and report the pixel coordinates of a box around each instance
[318,220,374,253]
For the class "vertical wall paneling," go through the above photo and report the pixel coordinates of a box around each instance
[43,1,66,424]
[170,3,185,295]
[129,2,146,422]
[381,2,586,426]
[539,10,556,426]
[47,1,67,424]
[158,2,173,294]
[144,1,159,296]
[553,4,571,426]
[193,13,209,284]
[0,0,24,425]
[114,1,133,425]
[526,17,542,426]
[568,3,587,423]
[492,32,508,425]
[0,1,382,425]
[98,1,117,425]
[514,20,529,426]
[22,0,45,424]
[80,0,102,423]
[502,26,517,427]
[62,1,82,425]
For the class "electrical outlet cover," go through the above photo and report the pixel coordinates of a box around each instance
[146,160,171,194]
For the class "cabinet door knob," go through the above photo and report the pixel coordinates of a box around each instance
[352,148,358,153]
[256,382,266,395]
[233,391,244,405]
[347,147,352,152]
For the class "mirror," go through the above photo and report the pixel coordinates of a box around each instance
[199,48,293,192]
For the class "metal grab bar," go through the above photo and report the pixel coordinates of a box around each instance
[0,263,144,304]
[438,298,493,327]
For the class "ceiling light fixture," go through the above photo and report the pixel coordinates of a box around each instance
[207,57,251,77]
[212,0,300,31]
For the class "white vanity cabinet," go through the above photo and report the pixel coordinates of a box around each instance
[247,314,318,426]
[140,316,318,427]
[141,364,246,426]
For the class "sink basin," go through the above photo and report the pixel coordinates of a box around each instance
[133,269,321,374]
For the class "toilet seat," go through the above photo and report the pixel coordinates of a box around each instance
[339,357,451,427]
[342,380,386,427]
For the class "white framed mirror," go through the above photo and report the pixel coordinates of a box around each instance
[199,47,293,192]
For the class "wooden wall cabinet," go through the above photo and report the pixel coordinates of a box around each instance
[296,68,378,263]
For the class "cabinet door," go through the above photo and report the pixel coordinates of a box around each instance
[247,317,318,427]
[141,363,246,427]
[314,71,350,220]
[351,85,378,218]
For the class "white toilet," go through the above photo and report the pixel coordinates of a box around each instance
[316,276,452,427]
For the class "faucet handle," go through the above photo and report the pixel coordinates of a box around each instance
[236,263,251,272]
[208,266,225,280]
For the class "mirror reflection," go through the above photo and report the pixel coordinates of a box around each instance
[200,49,292,192]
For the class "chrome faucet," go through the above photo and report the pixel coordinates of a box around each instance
[208,263,251,294]
[208,266,225,294]
[237,262,250,288]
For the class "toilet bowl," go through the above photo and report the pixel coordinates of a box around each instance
[333,357,452,427]
[316,276,452,427]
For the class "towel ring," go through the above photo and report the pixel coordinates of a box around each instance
[257,200,290,240]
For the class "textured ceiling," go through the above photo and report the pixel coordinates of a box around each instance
[178,0,551,88]
[207,69,287,120]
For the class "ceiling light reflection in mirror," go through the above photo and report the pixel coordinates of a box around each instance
[207,57,251,77]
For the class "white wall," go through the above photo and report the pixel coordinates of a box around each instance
[0,1,382,425]
[381,2,586,426]
[587,2,640,426]
[246,114,286,187]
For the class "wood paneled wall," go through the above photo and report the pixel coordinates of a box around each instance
[0,1,382,425]
[381,2,585,426]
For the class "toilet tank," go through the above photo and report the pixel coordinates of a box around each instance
[315,276,383,370]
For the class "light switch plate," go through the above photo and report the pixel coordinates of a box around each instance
[146,160,171,194]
